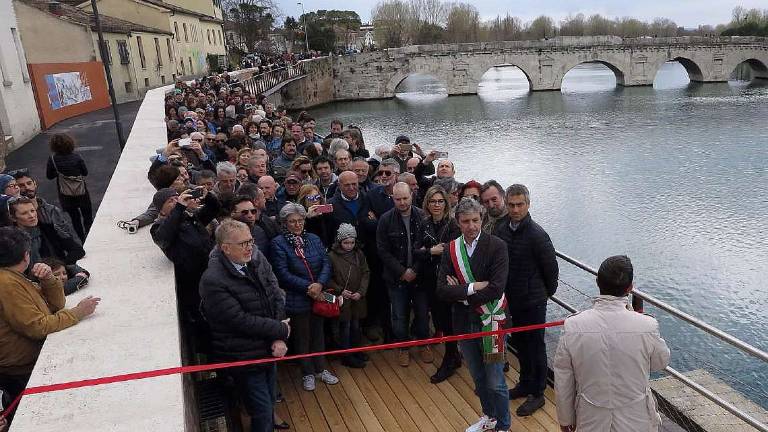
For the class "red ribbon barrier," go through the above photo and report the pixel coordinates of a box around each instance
[1,319,565,420]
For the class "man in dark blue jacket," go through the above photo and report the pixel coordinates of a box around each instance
[493,184,558,417]
[199,220,289,432]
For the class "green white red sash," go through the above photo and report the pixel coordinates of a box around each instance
[449,236,507,363]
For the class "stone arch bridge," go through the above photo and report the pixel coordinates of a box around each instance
[331,36,768,99]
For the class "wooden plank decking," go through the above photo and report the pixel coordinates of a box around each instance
[274,346,561,432]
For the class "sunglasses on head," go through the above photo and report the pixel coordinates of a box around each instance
[6,168,30,178]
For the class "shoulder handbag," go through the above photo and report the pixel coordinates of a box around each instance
[51,156,86,197]
[296,241,342,318]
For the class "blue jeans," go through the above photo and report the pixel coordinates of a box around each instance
[233,365,276,432]
[459,319,511,430]
[388,281,429,343]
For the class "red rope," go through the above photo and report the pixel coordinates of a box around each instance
[0,319,564,420]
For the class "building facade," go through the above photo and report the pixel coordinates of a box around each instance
[0,0,41,154]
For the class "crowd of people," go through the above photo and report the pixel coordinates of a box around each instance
[0,67,671,432]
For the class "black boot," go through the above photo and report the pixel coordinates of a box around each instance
[430,344,460,384]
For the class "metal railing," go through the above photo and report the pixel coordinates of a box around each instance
[240,62,307,96]
[552,250,768,432]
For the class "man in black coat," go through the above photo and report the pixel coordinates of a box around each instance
[437,197,511,432]
[493,184,558,417]
[376,182,429,367]
[150,187,220,323]
[199,220,289,432]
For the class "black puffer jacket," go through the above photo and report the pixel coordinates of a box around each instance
[420,215,461,291]
[200,248,288,362]
[376,206,427,285]
[493,214,559,309]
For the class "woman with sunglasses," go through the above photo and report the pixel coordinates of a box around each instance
[419,185,462,383]
[297,184,331,246]
[270,203,338,392]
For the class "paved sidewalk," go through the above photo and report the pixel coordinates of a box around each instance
[5,100,142,213]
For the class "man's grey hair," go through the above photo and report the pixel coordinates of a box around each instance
[216,161,237,177]
[278,202,307,223]
[380,158,401,173]
[328,138,349,159]
[351,156,367,163]
[505,184,530,204]
[434,177,459,194]
[397,172,415,182]
[198,169,215,181]
[455,197,485,218]
[215,219,249,246]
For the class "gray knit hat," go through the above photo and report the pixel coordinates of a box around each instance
[336,223,357,243]
[152,187,179,211]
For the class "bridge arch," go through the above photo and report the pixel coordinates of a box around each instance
[559,60,628,90]
[477,64,535,94]
[386,71,449,96]
[727,57,768,81]
[670,57,705,82]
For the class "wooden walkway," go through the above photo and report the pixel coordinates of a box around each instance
[273,346,561,432]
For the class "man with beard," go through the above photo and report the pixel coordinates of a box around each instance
[480,180,508,234]
[313,156,337,200]
[276,171,302,203]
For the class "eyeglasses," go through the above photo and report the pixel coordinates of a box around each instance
[191,138,203,142]
[306,194,321,201]
[239,209,258,216]
[428,199,446,205]
[226,238,255,248]
[300,169,312,175]
[378,170,393,177]
[286,218,305,225]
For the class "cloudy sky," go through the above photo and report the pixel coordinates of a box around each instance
[280,0,766,28]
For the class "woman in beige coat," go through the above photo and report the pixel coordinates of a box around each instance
[327,223,369,369]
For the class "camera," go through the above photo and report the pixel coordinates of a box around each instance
[117,220,139,234]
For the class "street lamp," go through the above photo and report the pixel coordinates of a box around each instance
[297,2,309,53]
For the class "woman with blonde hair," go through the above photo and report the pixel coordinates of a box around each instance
[297,184,330,246]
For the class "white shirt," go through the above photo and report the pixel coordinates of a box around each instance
[463,235,480,302]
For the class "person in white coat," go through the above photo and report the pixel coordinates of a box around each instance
[554,255,670,432]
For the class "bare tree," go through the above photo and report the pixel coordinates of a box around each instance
[223,0,279,52]
[526,15,555,39]
[559,13,586,36]
[372,0,414,48]
[445,2,480,43]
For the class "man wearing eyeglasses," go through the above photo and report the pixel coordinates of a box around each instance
[10,169,79,245]
[200,219,289,432]
[231,196,270,256]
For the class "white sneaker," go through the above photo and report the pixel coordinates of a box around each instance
[465,415,497,432]
[302,374,316,391]
[316,369,339,385]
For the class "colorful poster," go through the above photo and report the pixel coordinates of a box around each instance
[45,71,92,110]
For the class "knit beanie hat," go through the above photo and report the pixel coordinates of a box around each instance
[0,174,14,192]
[152,188,179,211]
[336,223,357,243]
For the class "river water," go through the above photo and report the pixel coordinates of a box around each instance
[309,62,768,407]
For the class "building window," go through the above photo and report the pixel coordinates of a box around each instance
[117,40,130,64]
[144,77,149,87]
[161,75,166,84]
[100,40,112,65]
[207,29,211,44]
[180,60,185,75]
[154,38,162,67]
[183,23,188,42]
[188,57,193,74]
[218,30,223,45]
[166,38,173,62]
[11,28,30,82]
[172,74,176,81]
[125,81,132,93]
[174,22,179,41]
[137,36,146,69]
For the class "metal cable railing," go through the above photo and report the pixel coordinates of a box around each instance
[552,250,768,432]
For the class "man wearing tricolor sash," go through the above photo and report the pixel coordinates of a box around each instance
[437,198,511,432]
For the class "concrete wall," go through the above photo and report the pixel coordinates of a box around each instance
[0,0,40,150]
[332,36,768,97]
[84,0,171,34]
[278,57,335,109]
[14,1,96,64]
[9,84,191,432]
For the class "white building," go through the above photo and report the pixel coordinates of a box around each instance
[0,0,40,159]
